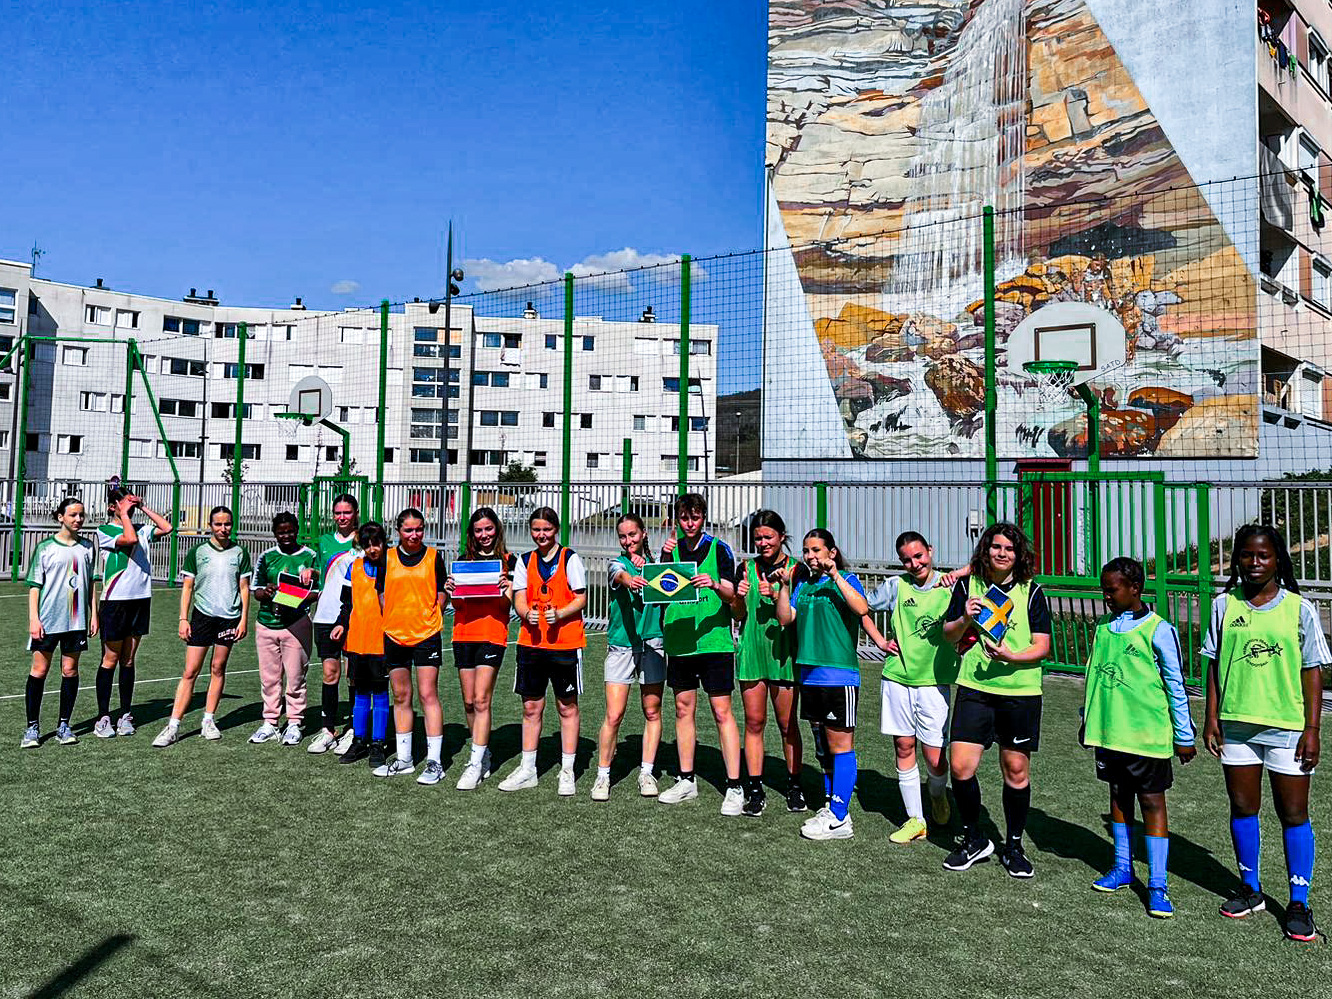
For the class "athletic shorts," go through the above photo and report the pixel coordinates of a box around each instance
[346,651,388,689]
[515,647,582,700]
[667,652,734,695]
[314,622,345,661]
[187,612,241,649]
[949,685,1042,751]
[384,633,443,671]
[99,598,151,642]
[454,641,506,671]
[1220,722,1313,776]
[1094,747,1174,794]
[800,684,859,730]
[29,630,89,655]
[880,678,950,746]
[605,641,666,685]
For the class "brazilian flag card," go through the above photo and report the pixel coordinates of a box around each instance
[642,562,698,605]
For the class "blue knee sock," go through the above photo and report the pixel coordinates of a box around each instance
[1284,821,1315,905]
[830,751,856,822]
[371,691,390,742]
[1146,835,1169,890]
[1231,814,1261,891]
[1111,821,1132,872]
[352,693,371,739]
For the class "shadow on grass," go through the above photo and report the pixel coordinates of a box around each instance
[25,933,134,999]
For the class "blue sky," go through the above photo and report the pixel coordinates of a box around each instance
[8,1,769,319]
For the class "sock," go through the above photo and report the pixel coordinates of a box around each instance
[953,775,982,836]
[352,693,371,739]
[203,711,215,725]
[1002,783,1031,844]
[395,730,413,763]
[1231,814,1262,891]
[1284,821,1315,904]
[96,667,114,717]
[823,770,833,798]
[597,765,611,779]
[1146,834,1170,890]
[641,760,654,777]
[118,666,135,715]
[679,769,695,782]
[165,717,180,734]
[829,751,857,822]
[470,741,487,766]
[25,675,45,727]
[427,735,443,764]
[58,674,79,725]
[744,775,762,795]
[926,768,948,799]
[898,766,924,822]
[726,776,743,790]
[321,682,340,732]
[561,751,575,772]
[1112,821,1132,872]
[370,691,390,742]
[522,749,538,770]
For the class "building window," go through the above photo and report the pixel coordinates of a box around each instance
[1315,258,1332,311]
[501,411,518,426]
[482,333,502,348]
[211,402,254,419]
[115,309,139,330]
[414,343,441,358]
[167,358,207,378]
[26,432,41,452]
[159,398,199,417]
[0,430,10,449]
[57,434,83,454]
[691,416,708,431]
[415,327,438,342]
[85,305,111,325]
[580,413,593,429]
[480,410,499,426]
[525,372,548,390]
[545,335,557,350]
[0,383,9,401]
[163,316,202,336]
[79,391,125,413]
[474,371,488,386]
[410,448,439,464]
[324,446,340,462]
[615,375,639,393]
[285,444,301,461]
[167,440,201,459]
[582,336,595,351]
[1300,133,1321,178]
[669,339,712,356]
[586,452,600,469]
[589,375,603,391]
[0,288,16,324]
[384,448,395,463]
[61,346,88,366]
[633,415,647,431]
[219,443,261,460]
[543,412,556,428]
[1311,32,1330,94]
[660,454,701,472]
[662,377,702,394]
[222,362,264,380]
[339,327,368,344]
[533,450,547,467]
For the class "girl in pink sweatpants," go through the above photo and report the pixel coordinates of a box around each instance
[249,513,317,746]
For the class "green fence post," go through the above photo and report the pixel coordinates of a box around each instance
[459,481,472,558]
[129,346,181,575]
[10,337,32,581]
[1194,482,1214,686]
[815,481,828,530]
[678,254,691,492]
[621,438,632,516]
[1151,479,1169,613]
[231,323,248,522]
[169,480,182,583]
[983,207,997,520]
[121,339,135,481]
[376,300,389,523]
[561,272,574,547]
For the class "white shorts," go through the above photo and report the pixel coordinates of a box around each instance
[880,679,951,747]
[1219,722,1313,777]
[605,641,666,686]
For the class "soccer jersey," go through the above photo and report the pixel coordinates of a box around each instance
[312,531,358,625]
[949,576,1050,696]
[661,533,736,656]
[97,523,157,601]
[380,545,445,646]
[253,543,316,629]
[869,572,959,686]
[515,547,587,651]
[791,570,866,686]
[27,536,98,633]
[607,552,664,650]
[182,540,252,619]
[452,551,518,646]
[736,556,797,682]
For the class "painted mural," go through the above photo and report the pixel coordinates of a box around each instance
[766,0,1258,459]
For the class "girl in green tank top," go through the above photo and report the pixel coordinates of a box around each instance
[729,510,804,815]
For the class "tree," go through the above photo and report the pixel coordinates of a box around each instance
[220,461,249,485]
[497,462,537,483]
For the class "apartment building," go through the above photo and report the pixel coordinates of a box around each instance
[0,259,717,486]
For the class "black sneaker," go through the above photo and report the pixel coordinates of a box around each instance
[742,789,767,818]
[338,736,370,764]
[942,834,995,872]
[1284,901,1320,942]
[367,740,387,769]
[1219,887,1266,919]
[785,782,808,813]
[999,841,1034,879]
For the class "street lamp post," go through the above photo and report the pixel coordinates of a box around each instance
[734,409,742,475]
[432,222,464,540]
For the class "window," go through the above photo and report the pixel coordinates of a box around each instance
[481,332,521,348]
[633,415,647,431]
[480,410,499,427]
[0,288,15,324]
[545,335,557,350]
[128,438,152,458]
[411,448,440,464]
[1300,133,1320,177]
[589,375,603,391]
[411,408,442,424]
[582,336,595,351]
[0,430,7,449]
[473,371,488,386]
[1315,258,1332,311]
[222,362,264,380]
[525,373,548,390]
[1311,33,1329,94]
[580,413,593,429]
[285,444,302,461]
[211,402,254,419]
[62,346,87,366]
[78,391,124,413]
[502,411,518,426]
[482,333,502,348]
[691,416,709,431]
[167,440,201,459]
[339,327,368,344]
[163,316,202,336]
[543,412,556,428]
[414,343,441,358]
[614,375,639,393]
[324,446,340,462]
[533,451,547,467]
[586,452,601,469]
[26,432,41,452]
[159,398,199,418]
[85,305,111,325]
[669,339,712,355]
[492,372,509,387]
[215,323,239,338]
[660,454,701,472]
[0,383,9,401]
[218,443,261,460]
[57,434,83,454]
[167,358,207,378]
[115,309,139,330]
[469,449,507,466]
[662,377,702,394]
[415,327,438,342]
[384,448,395,463]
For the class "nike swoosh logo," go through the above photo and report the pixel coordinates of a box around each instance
[1012,737,1030,744]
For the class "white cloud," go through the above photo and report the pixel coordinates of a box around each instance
[460,247,705,297]
[330,279,361,295]
[464,257,562,293]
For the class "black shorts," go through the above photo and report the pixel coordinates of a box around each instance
[514,646,582,700]
[100,598,151,642]
[384,633,443,671]
[1095,748,1174,794]
[799,684,859,729]
[346,651,389,690]
[314,622,345,661]
[667,652,735,695]
[187,612,241,649]
[950,685,1042,751]
[29,630,89,655]
[454,641,506,671]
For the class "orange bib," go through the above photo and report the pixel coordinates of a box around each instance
[382,545,442,646]
[518,548,586,651]
[345,557,385,656]
[452,553,514,646]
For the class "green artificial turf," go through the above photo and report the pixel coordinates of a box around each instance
[2,580,1329,997]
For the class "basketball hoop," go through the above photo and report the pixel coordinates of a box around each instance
[1023,359,1079,397]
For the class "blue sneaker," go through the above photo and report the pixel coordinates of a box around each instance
[1148,886,1175,918]
[1092,867,1134,892]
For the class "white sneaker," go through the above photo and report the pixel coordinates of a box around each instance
[591,773,611,801]
[455,761,486,790]
[94,716,115,739]
[20,723,40,749]
[152,725,179,748]
[638,770,659,797]
[281,724,303,747]
[498,764,539,792]
[333,729,356,755]
[482,748,493,779]
[417,760,445,785]
[201,717,222,741]
[558,768,577,796]
[307,728,337,754]
[802,805,834,829]
[720,786,745,816]
[115,713,136,737]
[249,722,280,744]
[800,809,854,841]
[373,757,416,778]
[658,776,698,804]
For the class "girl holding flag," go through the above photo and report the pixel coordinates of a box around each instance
[331,522,391,770]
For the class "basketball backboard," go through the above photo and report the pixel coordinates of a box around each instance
[1006,302,1126,385]
[285,376,334,424]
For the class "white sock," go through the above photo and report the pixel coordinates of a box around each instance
[522,749,537,770]
[470,742,487,766]
[166,718,180,733]
[202,712,215,724]
[641,761,654,776]
[396,731,413,763]
[597,765,611,779]
[898,766,924,821]
[561,752,576,772]
[426,735,443,764]
[927,768,948,799]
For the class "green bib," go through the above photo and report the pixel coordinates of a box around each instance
[607,553,663,649]
[255,545,316,629]
[662,538,735,656]
[1216,592,1306,732]
[957,577,1041,696]
[794,574,860,670]
[884,575,959,686]
[737,557,797,682]
[1083,613,1174,759]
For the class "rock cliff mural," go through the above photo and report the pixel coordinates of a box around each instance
[767,0,1258,459]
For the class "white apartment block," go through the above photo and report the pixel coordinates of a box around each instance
[0,259,718,486]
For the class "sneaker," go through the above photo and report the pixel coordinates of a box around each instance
[802,805,834,829]
[281,724,303,747]
[558,768,577,797]
[929,790,951,826]
[1148,887,1175,919]
[94,716,116,739]
[1285,901,1319,942]
[800,809,854,841]
[368,741,387,769]
[338,737,370,764]
[658,776,698,805]
[889,816,929,844]
[498,764,539,792]
[333,729,356,756]
[307,728,338,755]
[942,834,995,872]
[1093,867,1135,893]
[151,724,179,748]
[591,773,611,801]
[742,789,767,818]
[456,761,486,790]
[1219,887,1266,919]
[249,722,281,744]
[785,783,808,813]
[373,757,416,779]
[20,723,40,749]
[999,841,1034,879]
[720,786,745,816]
[55,722,78,745]
[482,748,493,779]
[115,713,136,737]
[416,760,445,786]
[201,717,222,741]
[637,770,659,798]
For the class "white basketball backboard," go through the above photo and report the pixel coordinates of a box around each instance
[287,376,333,422]
[1007,302,1127,385]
